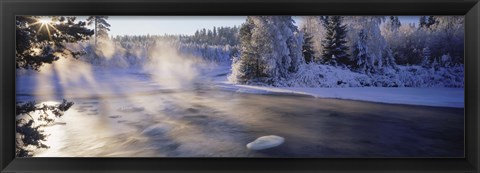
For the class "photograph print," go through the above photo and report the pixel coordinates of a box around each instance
[15,16,464,157]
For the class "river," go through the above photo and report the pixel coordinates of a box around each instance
[16,69,464,157]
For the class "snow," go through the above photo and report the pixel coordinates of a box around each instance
[216,82,463,108]
[246,135,285,150]
[279,87,463,108]
[210,64,465,108]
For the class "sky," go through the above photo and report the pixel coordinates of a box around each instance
[94,16,420,36]
[107,16,246,36]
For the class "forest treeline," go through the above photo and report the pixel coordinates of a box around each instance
[79,16,463,88]
[229,16,464,87]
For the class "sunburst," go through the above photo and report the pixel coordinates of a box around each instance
[30,16,61,40]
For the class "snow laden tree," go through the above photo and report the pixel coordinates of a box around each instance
[381,16,404,64]
[382,16,464,66]
[387,16,401,31]
[345,16,396,73]
[301,27,315,63]
[408,16,464,67]
[425,16,464,66]
[187,26,239,45]
[352,30,369,72]
[229,17,257,83]
[320,16,350,67]
[229,16,304,85]
[16,16,94,70]
[299,16,326,63]
[382,20,427,65]
[421,46,432,67]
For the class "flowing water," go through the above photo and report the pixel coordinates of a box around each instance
[16,69,464,157]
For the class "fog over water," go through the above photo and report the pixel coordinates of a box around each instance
[16,57,463,157]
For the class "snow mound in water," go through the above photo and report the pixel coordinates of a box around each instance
[118,106,144,113]
[141,124,173,136]
[246,135,285,150]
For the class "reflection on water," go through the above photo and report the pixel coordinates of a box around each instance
[17,70,464,157]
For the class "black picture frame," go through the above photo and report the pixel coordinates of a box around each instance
[1,0,479,172]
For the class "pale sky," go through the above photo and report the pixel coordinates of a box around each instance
[81,16,419,36]
[107,16,246,36]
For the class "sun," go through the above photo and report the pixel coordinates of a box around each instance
[38,17,51,24]
[30,16,60,40]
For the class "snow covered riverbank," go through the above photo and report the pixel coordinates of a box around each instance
[215,82,464,108]
[205,64,464,108]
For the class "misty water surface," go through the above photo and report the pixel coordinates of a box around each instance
[16,68,464,157]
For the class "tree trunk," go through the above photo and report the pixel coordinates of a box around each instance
[94,16,98,60]
[94,16,98,46]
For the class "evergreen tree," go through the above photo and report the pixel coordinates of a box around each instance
[16,16,94,70]
[344,16,393,72]
[281,16,304,73]
[382,46,397,69]
[86,16,111,45]
[427,16,437,28]
[426,16,464,65]
[229,16,303,85]
[419,16,427,28]
[229,17,256,83]
[213,26,217,37]
[419,16,437,29]
[302,28,315,64]
[300,16,327,63]
[189,26,239,45]
[321,16,349,66]
[382,16,403,65]
[421,47,432,67]
[388,16,401,31]
[208,30,213,38]
[320,16,329,26]
[352,29,369,72]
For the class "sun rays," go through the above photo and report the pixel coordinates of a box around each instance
[30,16,60,40]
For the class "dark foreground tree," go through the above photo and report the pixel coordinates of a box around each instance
[302,28,315,64]
[321,16,349,66]
[15,16,87,156]
[16,100,73,157]
[16,16,94,71]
